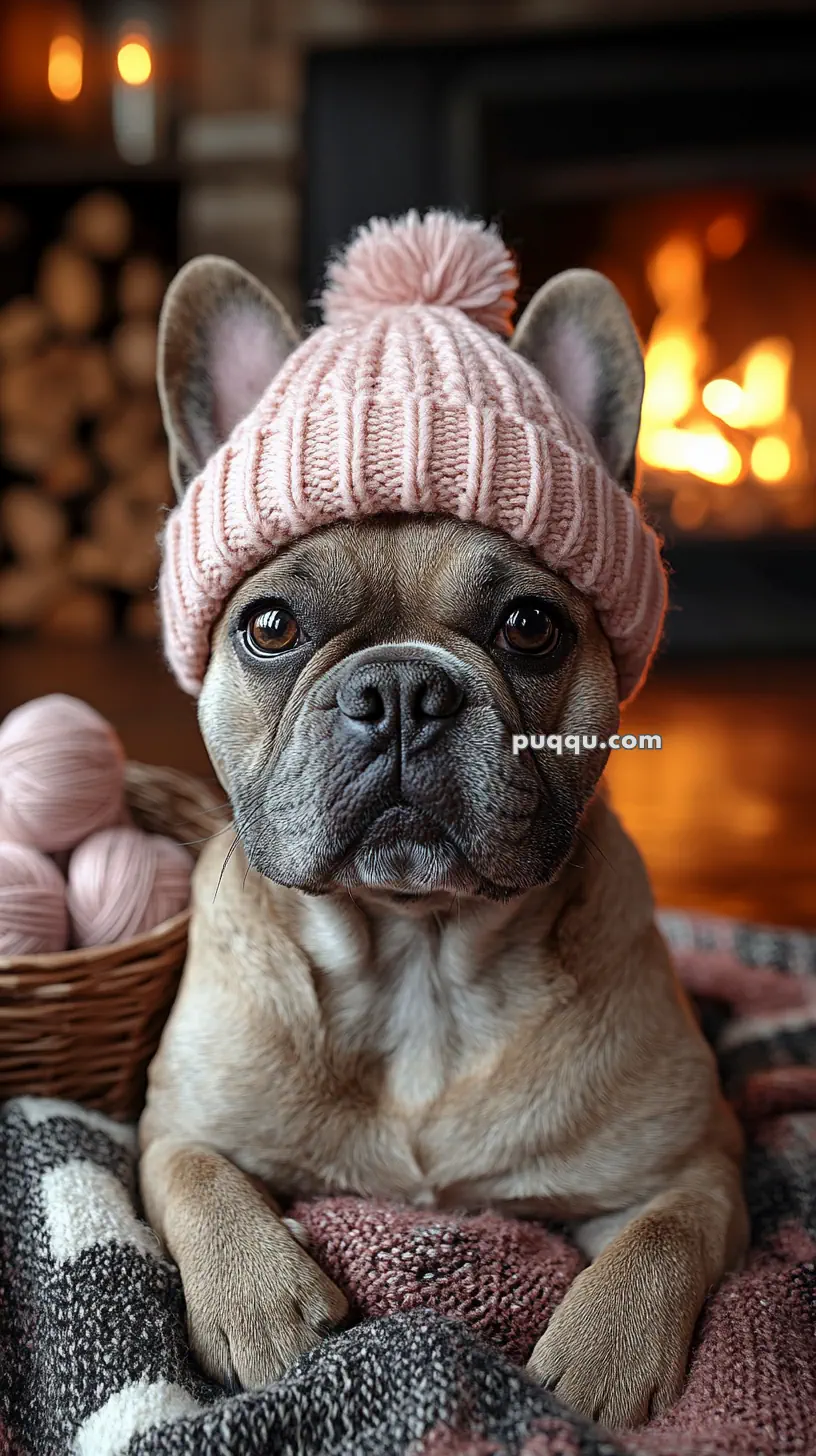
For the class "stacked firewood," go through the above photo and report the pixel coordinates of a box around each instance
[0,190,173,641]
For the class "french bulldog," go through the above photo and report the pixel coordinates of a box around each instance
[139,253,747,1429]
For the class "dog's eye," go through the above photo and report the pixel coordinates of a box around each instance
[495,599,561,656]
[244,606,302,656]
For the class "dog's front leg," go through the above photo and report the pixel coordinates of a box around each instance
[526,1149,748,1428]
[139,1138,348,1389]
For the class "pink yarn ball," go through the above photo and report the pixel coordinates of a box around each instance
[0,842,69,956]
[0,694,126,853]
[67,826,193,947]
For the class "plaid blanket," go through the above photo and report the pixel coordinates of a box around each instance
[1,910,814,1456]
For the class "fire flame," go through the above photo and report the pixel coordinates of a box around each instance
[638,220,805,509]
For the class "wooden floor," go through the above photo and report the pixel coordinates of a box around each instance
[1,640,814,931]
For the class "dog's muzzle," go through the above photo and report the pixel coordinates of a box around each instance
[229,640,560,897]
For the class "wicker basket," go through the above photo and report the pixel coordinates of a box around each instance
[0,761,228,1122]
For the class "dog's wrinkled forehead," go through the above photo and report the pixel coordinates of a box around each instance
[215,515,598,647]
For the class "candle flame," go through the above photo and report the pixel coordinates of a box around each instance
[117,36,152,87]
[49,35,83,103]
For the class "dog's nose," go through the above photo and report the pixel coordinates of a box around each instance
[336,659,464,751]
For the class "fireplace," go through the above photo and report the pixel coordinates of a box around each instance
[304,12,816,654]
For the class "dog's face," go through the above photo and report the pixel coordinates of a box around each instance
[157,254,644,901]
[197,514,618,899]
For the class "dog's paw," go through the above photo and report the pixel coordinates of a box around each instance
[180,1220,348,1390]
[525,1262,691,1428]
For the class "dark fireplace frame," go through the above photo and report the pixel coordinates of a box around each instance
[303,12,816,656]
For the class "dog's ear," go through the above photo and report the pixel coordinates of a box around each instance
[157,255,298,498]
[511,269,644,492]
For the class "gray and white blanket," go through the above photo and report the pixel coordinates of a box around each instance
[1,909,815,1456]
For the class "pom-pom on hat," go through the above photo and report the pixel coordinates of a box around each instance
[322,211,519,335]
[158,210,666,701]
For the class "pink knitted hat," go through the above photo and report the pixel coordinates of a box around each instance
[159,211,666,701]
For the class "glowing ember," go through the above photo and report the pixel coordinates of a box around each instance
[751,436,791,483]
[705,214,747,259]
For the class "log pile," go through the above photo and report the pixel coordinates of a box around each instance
[0,189,172,641]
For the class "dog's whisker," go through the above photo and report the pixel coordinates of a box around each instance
[178,823,236,849]
[213,836,240,903]
[577,827,614,871]
[574,831,598,864]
